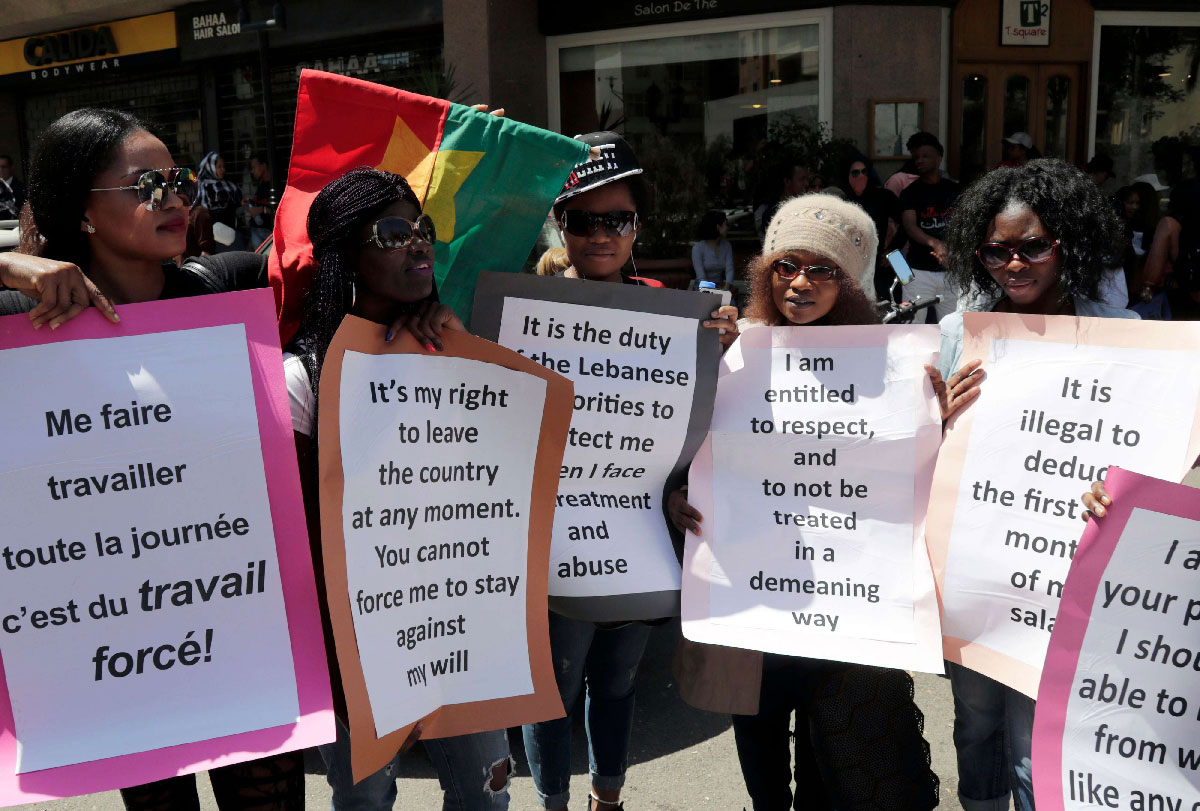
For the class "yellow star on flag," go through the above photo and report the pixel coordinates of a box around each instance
[375,116,483,241]
[423,148,483,242]
[375,116,438,202]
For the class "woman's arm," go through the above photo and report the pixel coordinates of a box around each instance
[722,241,735,286]
[0,252,119,328]
[1142,216,1180,288]
[691,241,705,280]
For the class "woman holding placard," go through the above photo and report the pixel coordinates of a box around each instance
[669,193,944,811]
[521,132,737,811]
[285,166,516,811]
[938,158,1139,811]
[0,108,313,810]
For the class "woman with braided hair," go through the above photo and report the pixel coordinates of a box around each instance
[285,166,515,811]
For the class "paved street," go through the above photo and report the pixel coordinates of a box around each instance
[12,621,965,811]
[18,468,1200,811]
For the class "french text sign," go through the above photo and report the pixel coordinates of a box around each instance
[1032,468,1200,811]
[928,314,1200,696]
[0,290,331,803]
[683,325,945,672]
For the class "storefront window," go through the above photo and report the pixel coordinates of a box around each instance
[1096,23,1200,186]
[557,21,821,247]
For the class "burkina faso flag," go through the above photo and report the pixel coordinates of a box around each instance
[269,69,590,342]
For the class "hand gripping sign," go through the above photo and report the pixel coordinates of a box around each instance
[928,313,1200,697]
[1032,468,1200,811]
[317,317,572,782]
[471,271,723,623]
[682,324,946,673]
[0,290,332,805]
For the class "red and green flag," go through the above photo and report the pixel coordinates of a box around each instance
[269,69,589,342]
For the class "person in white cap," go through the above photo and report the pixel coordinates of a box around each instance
[997,132,1037,169]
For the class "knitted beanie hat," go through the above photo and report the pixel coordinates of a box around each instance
[763,193,878,293]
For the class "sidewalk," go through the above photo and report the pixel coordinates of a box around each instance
[14,620,964,811]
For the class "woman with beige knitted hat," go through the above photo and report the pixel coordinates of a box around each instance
[668,193,974,811]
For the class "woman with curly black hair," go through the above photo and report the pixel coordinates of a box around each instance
[936,158,1138,811]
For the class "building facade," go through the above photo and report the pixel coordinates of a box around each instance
[1,1,1197,223]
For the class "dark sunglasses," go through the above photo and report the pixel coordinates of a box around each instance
[849,168,868,177]
[975,237,1060,269]
[559,209,638,238]
[361,214,436,251]
[772,259,839,282]
[91,168,197,211]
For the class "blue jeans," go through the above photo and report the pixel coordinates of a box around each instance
[948,661,1035,811]
[521,613,653,809]
[319,717,512,810]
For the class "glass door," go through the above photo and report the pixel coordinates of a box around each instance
[952,62,1082,184]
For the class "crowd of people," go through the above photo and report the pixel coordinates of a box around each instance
[696,130,1199,328]
[0,104,1193,811]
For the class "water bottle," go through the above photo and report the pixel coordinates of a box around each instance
[697,280,732,334]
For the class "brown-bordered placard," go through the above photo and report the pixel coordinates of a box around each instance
[317,317,573,782]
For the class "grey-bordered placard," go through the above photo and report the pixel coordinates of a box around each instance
[472,271,722,622]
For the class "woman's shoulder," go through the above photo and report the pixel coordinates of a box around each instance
[178,251,268,293]
[1076,297,1140,320]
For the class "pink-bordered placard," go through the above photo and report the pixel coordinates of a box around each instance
[0,290,333,805]
[681,324,946,673]
[1030,467,1200,811]
[926,313,1200,695]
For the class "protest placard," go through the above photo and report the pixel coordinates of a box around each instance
[317,317,572,781]
[929,313,1200,696]
[472,272,722,622]
[0,290,331,803]
[682,325,945,672]
[1032,468,1200,811]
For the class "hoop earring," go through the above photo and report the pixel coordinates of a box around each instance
[629,250,638,277]
[351,280,357,309]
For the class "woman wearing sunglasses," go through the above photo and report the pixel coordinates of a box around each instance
[0,109,311,808]
[669,194,943,811]
[937,158,1138,811]
[839,151,904,302]
[0,108,265,329]
[285,166,514,811]
[523,132,736,811]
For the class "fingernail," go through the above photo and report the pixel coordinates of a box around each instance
[385,330,393,341]
[1096,506,1105,516]
[50,323,59,330]
[425,342,436,352]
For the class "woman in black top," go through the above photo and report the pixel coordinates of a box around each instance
[0,110,265,321]
[838,151,904,301]
[0,108,294,811]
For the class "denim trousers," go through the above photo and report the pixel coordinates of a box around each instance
[521,613,653,809]
[948,661,1035,811]
[319,717,512,811]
